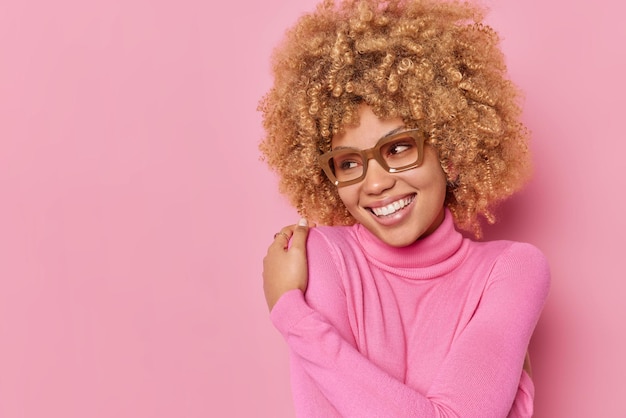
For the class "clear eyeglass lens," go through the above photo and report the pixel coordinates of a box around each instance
[380,136,419,168]
[330,151,363,182]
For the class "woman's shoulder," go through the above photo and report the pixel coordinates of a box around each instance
[475,239,549,269]
[472,239,551,293]
[304,226,368,291]
[465,238,546,261]
[306,225,364,264]
[307,224,359,248]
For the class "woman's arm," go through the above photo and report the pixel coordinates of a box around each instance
[264,229,549,417]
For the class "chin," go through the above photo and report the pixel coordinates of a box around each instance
[368,209,445,247]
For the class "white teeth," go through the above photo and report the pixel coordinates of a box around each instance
[371,196,414,217]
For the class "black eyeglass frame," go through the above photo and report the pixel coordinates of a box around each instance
[318,128,426,187]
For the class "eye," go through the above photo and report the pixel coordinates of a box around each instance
[331,151,363,173]
[336,159,360,171]
[387,141,414,156]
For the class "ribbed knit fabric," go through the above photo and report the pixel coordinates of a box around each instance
[270,210,550,417]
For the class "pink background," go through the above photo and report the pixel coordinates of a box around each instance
[1,0,624,417]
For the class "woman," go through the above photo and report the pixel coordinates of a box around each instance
[259,0,550,416]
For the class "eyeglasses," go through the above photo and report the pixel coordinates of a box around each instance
[318,129,426,187]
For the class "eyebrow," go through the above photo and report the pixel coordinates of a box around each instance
[332,126,407,151]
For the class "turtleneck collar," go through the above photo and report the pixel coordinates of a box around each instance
[353,208,468,278]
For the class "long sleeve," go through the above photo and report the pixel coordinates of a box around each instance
[270,223,551,417]
[273,290,440,416]
[423,242,550,416]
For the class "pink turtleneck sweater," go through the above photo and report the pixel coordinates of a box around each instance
[270,211,550,417]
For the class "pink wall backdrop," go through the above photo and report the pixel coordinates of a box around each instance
[1,0,624,417]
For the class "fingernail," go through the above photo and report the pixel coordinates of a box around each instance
[298,218,308,227]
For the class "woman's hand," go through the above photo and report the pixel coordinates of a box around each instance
[263,218,310,312]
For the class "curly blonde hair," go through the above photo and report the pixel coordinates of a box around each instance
[259,0,531,236]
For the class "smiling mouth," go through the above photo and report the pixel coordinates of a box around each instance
[368,194,415,217]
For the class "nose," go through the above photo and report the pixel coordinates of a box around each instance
[362,159,395,195]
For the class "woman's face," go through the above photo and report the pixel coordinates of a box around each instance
[332,105,447,247]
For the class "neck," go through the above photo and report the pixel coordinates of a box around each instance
[354,208,467,272]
